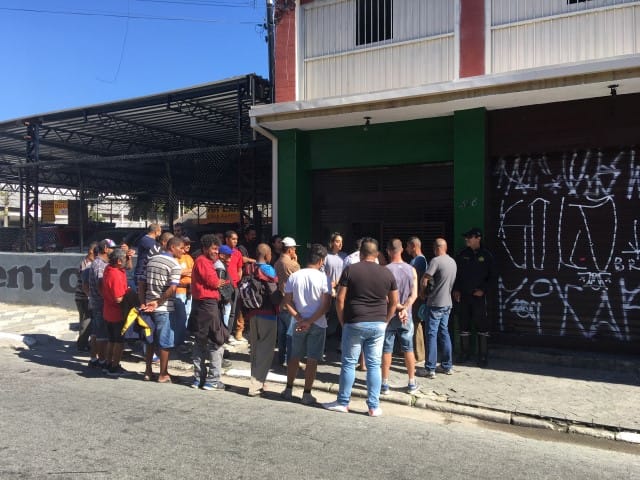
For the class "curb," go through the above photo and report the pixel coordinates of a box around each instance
[222,368,640,444]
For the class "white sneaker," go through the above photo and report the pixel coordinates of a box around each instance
[322,401,349,413]
[368,407,383,417]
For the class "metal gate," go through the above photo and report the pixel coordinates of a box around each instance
[487,96,640,353]
[312,163,453,253]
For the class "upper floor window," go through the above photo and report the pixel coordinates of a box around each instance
[567,0,592,4]
[356,0,393,46]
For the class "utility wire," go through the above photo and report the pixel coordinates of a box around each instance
[136,0,255,6]
[97,0,131,84]
[0,6,261,24]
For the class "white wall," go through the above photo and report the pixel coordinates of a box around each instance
[300,0,455,99]
[491,0,640,73]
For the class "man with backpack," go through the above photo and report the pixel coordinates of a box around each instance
[240,243,279,397]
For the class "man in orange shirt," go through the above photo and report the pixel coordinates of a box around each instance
[175,236,194,346]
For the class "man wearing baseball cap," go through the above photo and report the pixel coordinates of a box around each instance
[87,238,117,371]
[274,236,300,367]
[453,228,495,367]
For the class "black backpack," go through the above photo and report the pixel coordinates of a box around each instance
[238,266,265,309]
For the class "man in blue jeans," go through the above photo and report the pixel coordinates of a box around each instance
[418,238,457,379]
[322,238,398,417]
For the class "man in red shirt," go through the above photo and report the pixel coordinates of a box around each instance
[190,234,230,390]
[102,248,130,376]
[224,230,249,343]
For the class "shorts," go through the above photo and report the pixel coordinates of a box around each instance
[383,315,414,353]
[290,323,326,361]
[153,311,175,349]
[91,306,108,341]
[106,320,125,343]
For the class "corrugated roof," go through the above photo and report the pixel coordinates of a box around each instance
[0,74,272,204]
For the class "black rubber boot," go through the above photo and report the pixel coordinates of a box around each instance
[477,333,489,367]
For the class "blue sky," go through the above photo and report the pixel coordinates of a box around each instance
[0,0,269,121]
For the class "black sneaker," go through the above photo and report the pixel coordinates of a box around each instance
[88,358,100,369]
[107,364,130,377]
[101,362,111,374]
[202,381,226,391]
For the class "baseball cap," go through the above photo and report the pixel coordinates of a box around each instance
[181,236,192,244]
[462,227,482,238]
[219,245,233,255]
[99,238,117,250]
[282,236,299,248]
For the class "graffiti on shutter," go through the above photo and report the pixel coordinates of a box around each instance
[491,149,640,349]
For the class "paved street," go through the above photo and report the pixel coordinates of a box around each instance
[2,340,640,480]
[1,302,640,444]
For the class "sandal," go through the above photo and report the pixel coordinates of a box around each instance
[157,376,172,384]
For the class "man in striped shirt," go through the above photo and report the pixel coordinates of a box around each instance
[140,236,184,383]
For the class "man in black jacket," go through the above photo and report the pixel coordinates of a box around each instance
[453,228,495,367]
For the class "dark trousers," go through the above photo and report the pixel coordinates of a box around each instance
[75,298,92,350]
[458,295,489,332]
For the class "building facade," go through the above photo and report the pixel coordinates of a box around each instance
[251,0,640,353]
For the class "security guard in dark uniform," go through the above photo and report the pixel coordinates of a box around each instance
[453,228,495,367]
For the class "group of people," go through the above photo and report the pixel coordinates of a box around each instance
[74,223,495,418]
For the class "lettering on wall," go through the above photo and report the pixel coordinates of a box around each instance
[493,149,640,343]
[0,260,77,293]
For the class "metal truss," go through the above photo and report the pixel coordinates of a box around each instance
[0,123,159,157]
[166,96,248,135]
[94,112,212,150]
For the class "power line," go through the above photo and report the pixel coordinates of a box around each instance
[136,0,255,6]
[0,6,261,24]
[97,0,131,84]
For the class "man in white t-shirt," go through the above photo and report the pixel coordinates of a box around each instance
[280,244,332,405]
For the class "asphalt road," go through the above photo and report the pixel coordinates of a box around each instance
[1,339,639,480]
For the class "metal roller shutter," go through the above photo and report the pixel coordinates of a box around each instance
[487,99,640,352]
[312,163,453,253]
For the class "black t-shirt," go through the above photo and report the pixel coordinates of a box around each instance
[339,261,397,323]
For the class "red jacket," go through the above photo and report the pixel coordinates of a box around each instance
[191,255,221,301]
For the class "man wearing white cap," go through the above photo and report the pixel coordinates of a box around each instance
[274,236,300,367]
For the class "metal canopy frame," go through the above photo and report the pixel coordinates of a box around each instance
[0,74,273,249]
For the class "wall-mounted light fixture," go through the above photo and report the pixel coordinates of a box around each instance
[608,84,619,96]
[363,116,371,132]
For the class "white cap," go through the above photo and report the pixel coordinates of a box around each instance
[282,236,299,248]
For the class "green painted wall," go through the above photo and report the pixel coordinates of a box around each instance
[275,113,486,256]
[453,108,487,253]
[306,117,454,169]
[276,130,311,250]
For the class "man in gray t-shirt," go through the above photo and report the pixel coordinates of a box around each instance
[419,238,457,378]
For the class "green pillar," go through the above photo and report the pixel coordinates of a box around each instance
[276,130,311,257]
[453,108,487,253]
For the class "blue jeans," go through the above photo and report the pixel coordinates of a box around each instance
[337,321,386,409]
[174,293,191,345]
[277,310,293,365]
[221,302,232,329]
[424,306,453,371]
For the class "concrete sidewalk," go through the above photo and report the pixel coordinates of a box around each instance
[1,302,639,443]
